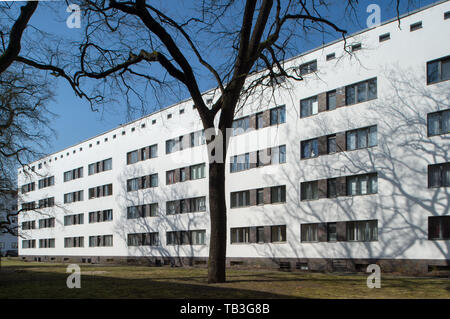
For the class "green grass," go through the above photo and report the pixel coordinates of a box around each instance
[0,258,449,298]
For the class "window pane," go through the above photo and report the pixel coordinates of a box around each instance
[347,131,357,150]
[441,59,450,81]
[427,61,439,83]
[270,109,278,125]
[279,106,286,123]
[311,139,318,157]
[327,91,336,110]
[368,79,377,100]
[357,82,367,102]
[279,145,286,163]
[368,126,377,146]
[346,85,355,105]
[328,136,336,153]
[358,128,368,149]
[443,110,450,134]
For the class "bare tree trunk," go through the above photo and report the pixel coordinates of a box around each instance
[208,161,227,283]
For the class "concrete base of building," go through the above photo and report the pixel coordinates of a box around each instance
[18,255,450,276]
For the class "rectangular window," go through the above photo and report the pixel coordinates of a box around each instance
[63,167,83,182]
[128,233,159,246]
[256,112,264,129]
[327,135,337,154]
[166,170,175,185]
[64,213,84,226]
[64,237,84,248]
[351,43,362,52]
[271,225,286,243]
[326,53,335,61]
[230,227,250,244]
[89,235,113,247]
[379,32,390,42]
[346,173,378,196]
[301,138,318,159]
[327,178,337,198]
[327,223,337,242]
[270,105,286,125]
[299,60,317,75]
[427,109,450,136]
[300,96,318,118]
[445,11,450,20]
[190,163,205,180]
[230,191,250,208]
[149,144,158,158]
[150,174,158,187]
[301,181,318,201]
[38,176,54,189]
[345,78,377,105]
[346,125,377,150]
[301,223,318,242]
[346,220,378,241]
[190,130,205,147]
[271,185,286,204]
[427,56,450,84]
[39,238,55,248]
[428,162,450,188]
[256,188,264,205]
[232,117,250,136]
[166,139,177,154]
[428,216,450,240]
[327,90,336,110]
[410,21,422,32]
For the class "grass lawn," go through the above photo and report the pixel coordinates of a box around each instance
[0,258,449,299]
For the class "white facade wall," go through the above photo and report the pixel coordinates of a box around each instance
[18,1,450,265]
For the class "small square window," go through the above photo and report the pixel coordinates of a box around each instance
[73,150,76,154]
[180,108,185,114]
[351,43,361,52]
[326,53,335,61]
[445,11,450,20]
[96,141,100,145]
[89,144,92,148]
[131,127,135,132]
[122,131,126,135]
[410,21,422,32]
[141,123,146,128]
[152,119,156,125]
[66,152,69,156]
[167,114,172,119]
[60,155,63,158]
[38,163,42,169]
[80,147,83,151]
[55,157,57,161]
[104,138,108,142]
[379,33,390,42]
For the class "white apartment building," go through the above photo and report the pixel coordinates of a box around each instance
[17,1,450,274]
[0,190,18,256]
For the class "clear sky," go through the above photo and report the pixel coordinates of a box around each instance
[25,0,440,156]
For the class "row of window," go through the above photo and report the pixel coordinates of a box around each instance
[127,174,159,192]
[166,129,206,154]
[301,173,378,201]
[88,158,112,175]
[38,176,54,189]
[301,220,378,242]
[127,145,157,165]
[166,163,206,185]
[231,105,286,136]
[230,145,286,173]
[88,184,113,199]
[230,225,286,244]
[301,125,378,159]
[230,185,286,208]
[20,215,450,249]
[166,196,206,215]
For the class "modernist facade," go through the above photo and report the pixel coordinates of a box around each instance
[17,1,450,274]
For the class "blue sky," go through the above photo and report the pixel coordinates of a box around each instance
[26,0,439,155]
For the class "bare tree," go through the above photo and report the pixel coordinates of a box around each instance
[0,2,56,235]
